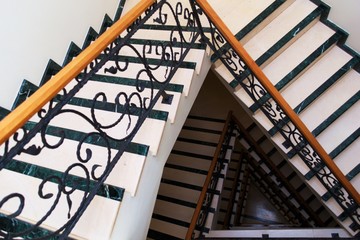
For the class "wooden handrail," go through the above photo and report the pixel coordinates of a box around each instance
[195,0,360,205]
[186,111,233,240]
[0,0,155,145]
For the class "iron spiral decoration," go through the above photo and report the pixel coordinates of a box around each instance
[190,0,360,233]
[0,0,201,238]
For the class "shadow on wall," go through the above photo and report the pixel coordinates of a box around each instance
[190,69,248,120]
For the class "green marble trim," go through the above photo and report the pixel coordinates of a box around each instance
[4,158,124,201]
[228,79,239,89]
[65,96,168,121]
[114,0,127,21]
[99,14,114,35]
[255,7,323,66]
[102,54,196,70]
[82,27,98,49]
[39,60,62,86]
[127,38,206,50]
[12,80,38,110]
[63,42,82,67]
[24,121,149,156]
[0,106,10,120]
[312,92,359,137]
[90,74,184,92]
[139,24,211,33]
[12,79,169,122]
[211,0,286,63]
[287,92,359,159]
[304,128,359,180]
[268,58,359,136]
[0,213,59,239]
[250,31,342,113]
[309,0,330,20]
[322,163,360,201]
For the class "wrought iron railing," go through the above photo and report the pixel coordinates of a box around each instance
[186,111,236,239]
[0,0,203,238]
[0,0,359,238]
[188,0,360,236]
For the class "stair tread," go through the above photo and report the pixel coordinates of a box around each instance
[149,217,188,240]
[153,199,195,223]
[316,102,359,155]
[208,0,275,35]
[158,181,201,204]
[262,21,336,85]
[244,0,317,61]
[4,133,146,196]
[281,46,353,109]
[298,69,360,133]
[0,169,119,239]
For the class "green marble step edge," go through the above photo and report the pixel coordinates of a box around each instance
[3,158,125,201]
[1,102,149,157]
[287,91,359,159]
[210,0,287,63]
[0,213,59,240]
[322,163,360,201]
[236,136,314,226]
[268,57,360,136]
[249,30,344,112]
[227,5,325,89]
[303,127,360,181]
[12,79,169,122]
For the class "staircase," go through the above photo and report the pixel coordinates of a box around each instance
[148,115,236,239]
[0,0,359,239]
[205,0,360,236]
[0,0,211,239]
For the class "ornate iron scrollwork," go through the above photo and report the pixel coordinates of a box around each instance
[0,0,201,238]
[190,0,360,234]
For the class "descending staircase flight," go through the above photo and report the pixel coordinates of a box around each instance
[0,0,359,239]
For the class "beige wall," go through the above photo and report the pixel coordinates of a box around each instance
[322,0,360,53]
[190,70,250,122]
[0,0,120,109]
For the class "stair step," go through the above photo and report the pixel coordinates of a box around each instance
[244,0,318,65]
[162,167,207,188]
[158,180,201,204]
[173,139,217,157]
[268,47,356,136]
[0,169,119,239]
[149,217,188,240]
[168,151,212,171]
[235,21,337,110]
[5,124,147,196]
[153,199,195,224]
[208,0,278,36]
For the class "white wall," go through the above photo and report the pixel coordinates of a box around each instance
[322,0,360,54]
[0,0,120,109]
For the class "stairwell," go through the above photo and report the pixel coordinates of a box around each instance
[0,0,359,239]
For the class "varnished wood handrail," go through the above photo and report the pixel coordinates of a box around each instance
[186,111,233,240]
[195,0,360,205]
[0,0,155,145]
